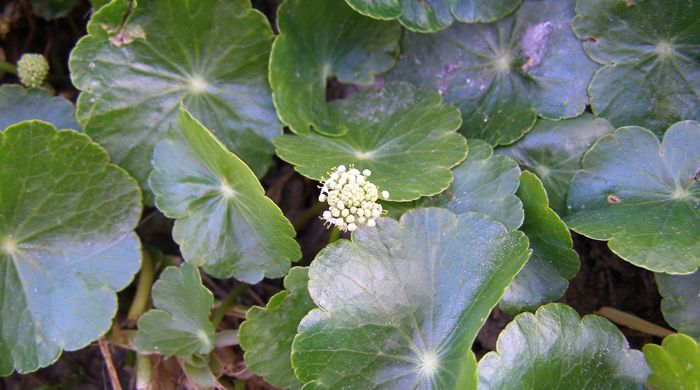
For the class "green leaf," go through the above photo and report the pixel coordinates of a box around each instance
[500,172,579,314]
[566,121,700,274]
[239,267,315,390]
[30,0,80,20]
[0,85,80,131]
[655,270,700,340]
[70,0,280,202]
[497,114,615,215]
[643,333,700,390]
[390,0,598,146]
[150,108,300,283]
[478,303,649,389]
[291,208,530,389]
[274,82,467,201]
[270,0,400,136]
[573,0,700,134]
[90,0,110,10]
[134,264,215,359]
[0,121,142,375]
[344,0,521,32]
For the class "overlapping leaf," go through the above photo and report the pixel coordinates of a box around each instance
[566,121,700,274]
[239,267,315,389]
[655,271,700,339]
[0,85,80,131]
[643,334,699,390]
[497,114,614,215]
[70,0,281,201]
[0,121,142,375]
[390,0,598,145]
[500,172,579,314]
[478,303,649,389]
[150,109,300,283]
[275,82,467,201]
[291,208,530,389]
[573,0,700,133]
[270,0,400,136]
[30,0,80,20]
[344,0,521,32]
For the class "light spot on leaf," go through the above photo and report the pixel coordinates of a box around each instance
[656,41,674,59]
[220,181,236,199]
[417,349,440,378]
[494,53,512,73]
[521,21,554,72]
[188,75,209,94]
[1,236,18,256]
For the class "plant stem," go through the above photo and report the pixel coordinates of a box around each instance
[212,283,250,328]
[293,201,326,231]
[0,60,17,75]
[328,226,341,243]
[597,306,673,337]
[135,354,152,390]
[215,329,239,348]
[126,248,155,323]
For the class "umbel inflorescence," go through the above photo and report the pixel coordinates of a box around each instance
[319,165,389,232]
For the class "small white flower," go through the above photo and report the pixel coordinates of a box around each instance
[318,165,389,232]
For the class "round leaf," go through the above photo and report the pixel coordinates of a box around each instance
[478,303,649,389]
[643,333,700,390]
[344,0,521,32]
[239,267,315,389]
[655,271,700,339]
[270,0,401,136]
[150,108,300,283]
[500,172,579,314]
[566,121,700,274]
[390,0,598,145]
[30,0,80,20]
[291,208,530,389]
[70,0,281,201]
[573,0,700,133]
[0,85,80,131]
[134,264,215,359]
[0,121,142,375]
[274,82,467,201]
[497,114,615,215]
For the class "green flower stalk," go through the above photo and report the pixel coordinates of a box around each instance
[17,53,49,88]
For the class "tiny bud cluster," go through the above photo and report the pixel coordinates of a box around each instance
[319,165,389,232]
[17,54,49,88]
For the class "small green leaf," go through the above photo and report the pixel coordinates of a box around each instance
[275,82,467,201]
[150,108,300,283]
[0,121,142,375]
[497,114,615,215]
[239,267,315,390]
[643,333,700,390]
[70,0,281,201]
[573,0,700,133]
[478,303,649,389]
[270,0,400,136]
[90,0,110,10]
[134,264,215,359]
[566,121,700,274]
[345,0,521,32]
[500,172,579,314]
[390,0,598,146]
[0,85,80,131]
[30,0,80,20]
[655,271,700,340]
[291,208,530,389]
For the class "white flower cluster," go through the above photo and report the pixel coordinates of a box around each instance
[319,165,389,232]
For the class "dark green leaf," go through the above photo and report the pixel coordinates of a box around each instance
[655,271,700,339]
[0,121,142,375]
[643,333,699,390]
[150,109,300,282]
[30,0,80,20]
[0,85,80,131]
[479,303,649,389]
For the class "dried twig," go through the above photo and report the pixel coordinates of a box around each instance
[98,337,123,390]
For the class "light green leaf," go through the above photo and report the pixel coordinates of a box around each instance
[643,333,699,390]
[30,0,80,20]
[0,121,142,375]
[344,0,521,32]
[566,121,700,274]
[270,0,400,136]
[90,0,110,10]
[0,85,80,131]
[274,82,467,201]
[239,267,315,390]
[500,172,579,314]
[390,0,598,146]
[497,114,615,215]
[655,271,700,340]
[479,303,649,389]
[573,0,700,134]
[150,108,300,283]
[291,208,530,389]
[70,0,280,202]
[134,264,215,359]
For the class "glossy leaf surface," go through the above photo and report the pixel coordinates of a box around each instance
[0,85,80,131]
[655,271,700,339]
